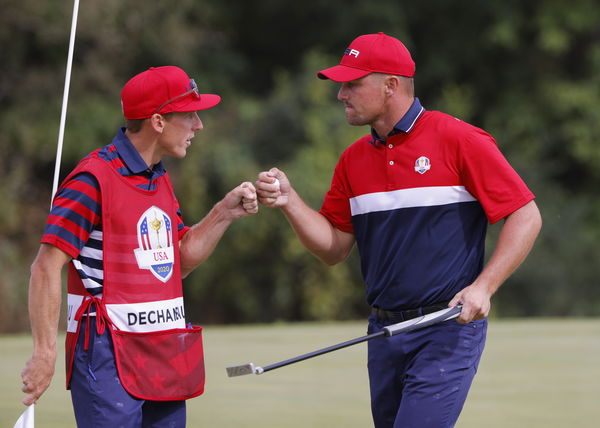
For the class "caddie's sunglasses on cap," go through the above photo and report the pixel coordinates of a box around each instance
[153,79,200,114]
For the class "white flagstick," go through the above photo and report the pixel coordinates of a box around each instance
[50,0,80,207]
[23,4,79,428]
[13,404,34,428]
[26,1,79,426]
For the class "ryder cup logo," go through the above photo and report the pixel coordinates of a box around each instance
[414,156,431,174]
[134,206,175,283]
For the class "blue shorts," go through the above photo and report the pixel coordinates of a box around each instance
[70,318,186,428]
[367,314,487,428]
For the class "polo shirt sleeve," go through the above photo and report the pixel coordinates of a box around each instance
[458,126,535,224]
[41,172,101,258]
[176,203,190,239]
[319,153,355,233]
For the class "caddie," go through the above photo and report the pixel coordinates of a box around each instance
[20,66,258,427]
[256,32,542,427]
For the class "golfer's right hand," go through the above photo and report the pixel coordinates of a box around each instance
[256,168,289,208]
[21,352,56,405]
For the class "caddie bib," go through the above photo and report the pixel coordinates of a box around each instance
[64,151,204,401]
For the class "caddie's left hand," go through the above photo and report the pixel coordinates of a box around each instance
[222,181,258,219]
[449,282,492,324]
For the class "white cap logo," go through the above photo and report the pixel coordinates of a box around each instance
[344,48,360,58]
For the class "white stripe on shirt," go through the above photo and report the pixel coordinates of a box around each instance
[349,186,477,216]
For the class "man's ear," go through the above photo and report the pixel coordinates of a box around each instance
[149,113,166,133]
[384,75,400,96]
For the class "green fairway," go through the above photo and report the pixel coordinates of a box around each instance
[2,319,599,427]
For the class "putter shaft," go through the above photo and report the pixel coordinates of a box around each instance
[226,306,462,377]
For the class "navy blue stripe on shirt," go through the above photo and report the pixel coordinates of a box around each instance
[97,145,120,162]
[176,209,185,231]
[55,187,100,217]
[49,205,96,235]
[43,224,86,251]
[97,145,139,179]
[84,286,103,296]
[85,232,103,247]
[72,172,100,189]
[78,254,104,270]
[98,143,163,191]
[73,266,104,286]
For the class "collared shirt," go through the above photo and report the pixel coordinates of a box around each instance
[41,128,186,297]
[105,127,167,191]
[370,97,425,145]
[319,104,535,310]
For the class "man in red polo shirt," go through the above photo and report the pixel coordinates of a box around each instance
[21,66,258,427]
[256,33,541,427]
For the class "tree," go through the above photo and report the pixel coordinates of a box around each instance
[1,0,599,331]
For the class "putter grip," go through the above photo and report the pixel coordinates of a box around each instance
[384,305,462,336]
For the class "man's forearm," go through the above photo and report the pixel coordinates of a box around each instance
[450,200,542,323]
[179,181,258,278]
[475,200,542,295]
[179,201,234,277]
[29,275,61,357]
[281,189,354,265]
[29,246,67,355]
[22,245,70,405]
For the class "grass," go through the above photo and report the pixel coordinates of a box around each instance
[2,318,599,427]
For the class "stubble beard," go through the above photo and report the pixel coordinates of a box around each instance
[346,112,372,127]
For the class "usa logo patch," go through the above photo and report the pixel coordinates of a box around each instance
[414,156,431,174]
[133,206,175,283]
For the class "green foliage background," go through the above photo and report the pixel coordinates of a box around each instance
[1,0,599,330]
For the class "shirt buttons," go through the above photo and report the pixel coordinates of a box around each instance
[389,161,394,166]
[388,144,393,149]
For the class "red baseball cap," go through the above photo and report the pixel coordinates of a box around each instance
[317,32,415,82]
[121,66,221,119]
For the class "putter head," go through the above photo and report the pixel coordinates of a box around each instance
[226,362,264,377]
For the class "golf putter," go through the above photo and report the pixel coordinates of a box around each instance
[226,305,462,377]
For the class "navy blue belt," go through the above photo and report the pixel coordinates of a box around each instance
[371,302,450,323]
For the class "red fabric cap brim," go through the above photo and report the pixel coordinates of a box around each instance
[124,94,222,119]
[317,65,372,82]
[169,94,221,113]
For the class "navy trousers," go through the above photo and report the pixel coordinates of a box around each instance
[367,314,487,428]
[70,318,186,428]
